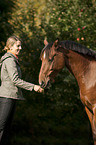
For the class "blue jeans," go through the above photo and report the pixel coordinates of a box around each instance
[0,97,16,145]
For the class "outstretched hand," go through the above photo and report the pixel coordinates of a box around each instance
[34,85,44,93]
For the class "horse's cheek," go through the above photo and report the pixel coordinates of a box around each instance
[53,60,65,70]
[58,58,65,69]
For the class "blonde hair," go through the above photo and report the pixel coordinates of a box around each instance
[4,35,21,51]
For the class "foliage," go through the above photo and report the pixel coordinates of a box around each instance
[0,0,96,145]
[42,0,96,48]
[0,0,15,52]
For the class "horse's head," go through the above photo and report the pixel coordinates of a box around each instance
[39,39,65,88]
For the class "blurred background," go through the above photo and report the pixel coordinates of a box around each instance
[0,0,96,145]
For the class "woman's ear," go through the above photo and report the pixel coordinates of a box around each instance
[10,46,13,50]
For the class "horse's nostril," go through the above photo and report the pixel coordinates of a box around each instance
[40,80,50,89]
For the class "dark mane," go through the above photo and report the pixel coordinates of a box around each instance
[59,40,96,58]
[40,40,96,59]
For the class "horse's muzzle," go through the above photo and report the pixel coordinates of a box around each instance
[40,80,50,89]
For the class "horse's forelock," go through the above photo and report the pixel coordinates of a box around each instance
[40,42,53,59]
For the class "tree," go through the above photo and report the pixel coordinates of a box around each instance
[0,0,15,53]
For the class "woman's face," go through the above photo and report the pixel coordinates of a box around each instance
[10,40,22,56]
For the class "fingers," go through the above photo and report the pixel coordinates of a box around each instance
[38,87,44,93]
[34,85,44,93]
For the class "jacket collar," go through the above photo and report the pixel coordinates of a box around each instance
[7,52,19,65]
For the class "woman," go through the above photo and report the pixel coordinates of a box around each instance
[0,35,44,145]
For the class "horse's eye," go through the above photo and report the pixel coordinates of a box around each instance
[48,54,56,62]
[48,57,53,62]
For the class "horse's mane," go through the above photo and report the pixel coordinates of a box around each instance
[41,40,96,59]
[60,40,96,58]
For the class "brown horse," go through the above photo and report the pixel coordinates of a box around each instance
[39,39,96,145]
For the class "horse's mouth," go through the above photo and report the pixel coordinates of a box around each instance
[40,78,55,89]
[40,80,51,89]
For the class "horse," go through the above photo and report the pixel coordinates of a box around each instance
[39,39,96,145]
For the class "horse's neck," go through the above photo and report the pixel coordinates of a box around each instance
[65,50,91,86]
[63,49,96,97]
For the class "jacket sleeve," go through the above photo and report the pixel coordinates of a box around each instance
[5,58,35,91]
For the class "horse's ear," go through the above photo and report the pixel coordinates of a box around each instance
[53,38,59,48]
[44,39,48,46]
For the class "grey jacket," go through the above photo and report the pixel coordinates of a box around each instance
[0,52,35,100]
